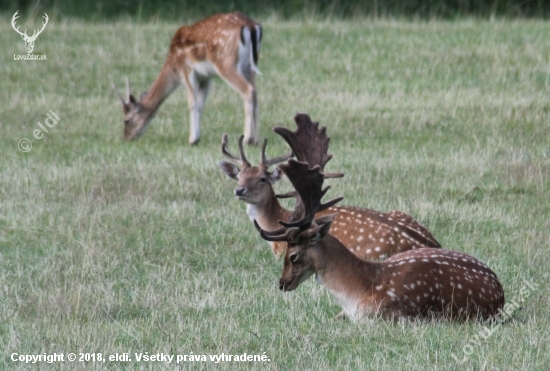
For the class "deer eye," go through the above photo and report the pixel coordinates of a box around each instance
[259,177,267,184]
[289,253,299,263]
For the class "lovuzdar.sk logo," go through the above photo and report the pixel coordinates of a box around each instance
[12,11,48,61]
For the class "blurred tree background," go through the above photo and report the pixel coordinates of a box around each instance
[1,0,549,20]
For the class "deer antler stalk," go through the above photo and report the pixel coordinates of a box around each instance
[112,83,127,104]
[125,78,131,102]
[221,134,250,166]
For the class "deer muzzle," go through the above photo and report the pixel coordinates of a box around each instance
[234,187,246,197]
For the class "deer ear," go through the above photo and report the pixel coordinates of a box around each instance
[269,168,283,184]
[218,161,240,180]
[308,214,336,243]
[127,96,142,112]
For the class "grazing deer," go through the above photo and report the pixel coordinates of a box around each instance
[113,12,262,144]
[254,157,505,321]
[219,113,441,259]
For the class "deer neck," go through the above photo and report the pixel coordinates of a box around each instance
[140,64,181,115]
[313,235,381,319]
[246,191,291,231]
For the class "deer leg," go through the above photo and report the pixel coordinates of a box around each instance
[218,66,258,145]
[185,74,211,145]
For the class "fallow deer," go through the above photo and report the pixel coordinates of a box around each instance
[219,113,441,259]
[255,158,505,321]
[113,12,261,144]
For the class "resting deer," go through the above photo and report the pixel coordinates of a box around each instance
[219,113,441,259]
[113,12,261,144]
[254,156,505,321]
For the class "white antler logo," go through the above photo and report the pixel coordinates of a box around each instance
[11,11,49,54]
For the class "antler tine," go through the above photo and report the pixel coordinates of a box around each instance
[237,135,251,166]
[221,133,251,166]
[221,133,240,162]
[125,77,131,101]
[324,172,345,179]
[112,83,126,104]
[253,220,298,242]
[261,138,294,168]
[221,134,251,166]
[275,191,298,199]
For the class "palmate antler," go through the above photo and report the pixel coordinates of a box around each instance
[254,159,343,242]
[254,147,344,246]
[268,113,345,228]
[273,114,344,179]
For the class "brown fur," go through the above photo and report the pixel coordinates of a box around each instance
[114,13,261,144]
[282,231,504,321]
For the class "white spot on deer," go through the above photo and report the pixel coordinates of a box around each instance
[375,246,381,252]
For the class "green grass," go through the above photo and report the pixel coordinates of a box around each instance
[1,15,549,370]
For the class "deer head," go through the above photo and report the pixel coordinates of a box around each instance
[112,78,153,140]
[254,158,343,291]
[11,11,49,54]
[218,133,293,205]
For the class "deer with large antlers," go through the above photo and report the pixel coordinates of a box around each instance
[11,11,49,54]
[254,152,505,321]
[219,114,441,259]
[113,12,261,144]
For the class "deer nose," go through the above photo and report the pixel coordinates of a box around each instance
[279,281,285,291]
[234,187,246,196]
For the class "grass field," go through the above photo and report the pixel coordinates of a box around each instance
[1,14,549,370]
